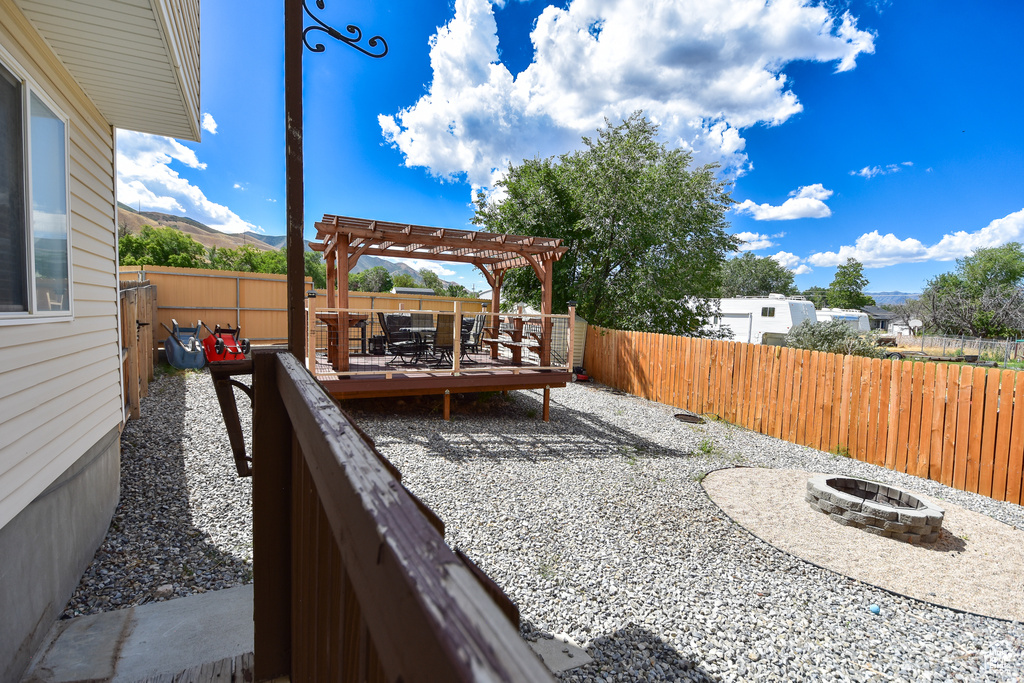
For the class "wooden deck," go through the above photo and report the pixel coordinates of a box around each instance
[315,351,571,399]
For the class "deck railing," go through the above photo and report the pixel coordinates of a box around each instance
[305,299,576,379]
[252,349,553,681]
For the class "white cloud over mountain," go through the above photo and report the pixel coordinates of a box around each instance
[116,131,259,234]
[808,208,1024,267]
[734,184,833,221]
[380,0,874,193]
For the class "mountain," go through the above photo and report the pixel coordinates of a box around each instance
[117,204,279,251]
[116,205,442,285]
[866,291,921,306]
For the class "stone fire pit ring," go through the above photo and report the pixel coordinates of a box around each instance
[806,475,944,544]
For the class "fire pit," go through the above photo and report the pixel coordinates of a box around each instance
[806,475,944,544]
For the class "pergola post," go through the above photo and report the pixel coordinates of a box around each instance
[337,238,349,372]
[540,259,552,367]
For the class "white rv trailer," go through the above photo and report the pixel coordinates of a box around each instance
[710,294,818,345]
[816,308,870,332]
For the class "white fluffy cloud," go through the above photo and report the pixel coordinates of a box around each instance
[116,130,259,234]
[850,161,911,179]
[397,259,457,277]
[201,113,218,134]
[770,250,811,274]
[808,208,1024,267]
[380,0,874,192]
[735,231,777,251]
[733,184,833,221]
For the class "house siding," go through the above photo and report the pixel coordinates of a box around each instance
[0,0,123,533]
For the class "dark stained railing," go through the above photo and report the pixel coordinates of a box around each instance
[252,349,552,681]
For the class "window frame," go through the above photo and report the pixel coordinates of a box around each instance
[761,307,776,318]
[0,46,73,325]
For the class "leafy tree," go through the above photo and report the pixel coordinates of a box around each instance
[785,319,883,358]
[119,225,206,268]
[919,243,1024,337]
[419,269,445,294]
[719,253,796,297]
[391,272,417,289]
[474,112,736,334]
[350,266,393,292]
[445,283,471,298]
[304,250,326,289]
[802,286,829,309]
[826,258,875,309]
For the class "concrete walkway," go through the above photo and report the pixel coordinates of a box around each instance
[21,586,253,683]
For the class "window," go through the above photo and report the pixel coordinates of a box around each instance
[761,307,775,317]
[0,54,70,320]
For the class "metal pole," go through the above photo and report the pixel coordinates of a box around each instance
[286,0,305,358]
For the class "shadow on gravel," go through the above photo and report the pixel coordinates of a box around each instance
[342,385,707,465]
[526,623,716,682]
[62,367,253,618]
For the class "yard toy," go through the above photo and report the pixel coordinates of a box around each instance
[201,322,250,362]
[161,319,205,370]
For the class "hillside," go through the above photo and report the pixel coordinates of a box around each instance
[865,291,921,306]
[116,205,432,284]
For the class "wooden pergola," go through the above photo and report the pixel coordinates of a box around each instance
[311,214,568,317]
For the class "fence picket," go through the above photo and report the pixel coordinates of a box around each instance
[916,363,935,478]
[991,370,1016,501]
[893,362,913,473]
[941,366,960,487]
[778,349,795,440]
[819,353,834,450]
[928,364,947,481]
[862,358,880,464]
[978,368,1001,498]
[872,359,890,467]
[906,362,925,475]
[953,368,974,490]
[965,366,988,493]
[884,360,901,469]
[1006,373,1024,505]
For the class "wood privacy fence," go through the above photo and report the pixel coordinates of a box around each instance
[119,281,156,420]
[252,350,552,681]
[583,326,1024,505]
[120,266,488,356]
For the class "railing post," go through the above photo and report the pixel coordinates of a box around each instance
[306,291,317,374]
[453,301,462,375]
[253,351,293,681]
[566,301,576,371]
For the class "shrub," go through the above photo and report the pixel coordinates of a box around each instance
[785,319,883,358]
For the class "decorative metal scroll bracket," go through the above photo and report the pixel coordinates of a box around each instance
[302,0,388,58]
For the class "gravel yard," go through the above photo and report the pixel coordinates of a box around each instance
[65,369,1024,682]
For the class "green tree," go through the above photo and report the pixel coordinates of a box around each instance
[391,273,417,289]
[474,112,736,334]
[445,283,470,298]
[419,269,445,294]
[350,266,393,293]
[802,286,829,309]
[118,225,206,268]
[920,243,1024,337]
[304,250,327,289]
[719,253,797,297]
[826,258,875,309]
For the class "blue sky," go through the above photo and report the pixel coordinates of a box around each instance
[116,0,1024,295]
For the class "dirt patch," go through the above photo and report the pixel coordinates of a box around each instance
[703,467,1024,622]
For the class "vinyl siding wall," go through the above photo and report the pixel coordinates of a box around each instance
[0,0,122,531]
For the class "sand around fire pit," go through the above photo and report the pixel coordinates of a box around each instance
[703,467,1024,622]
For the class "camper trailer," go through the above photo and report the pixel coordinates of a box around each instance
[710,295,817,345]
[816,308,870,332]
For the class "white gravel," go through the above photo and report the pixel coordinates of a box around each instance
[64,370,1024,682]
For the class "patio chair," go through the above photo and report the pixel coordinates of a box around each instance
[431,314,456,367]
[462,313,486,357]
[377,312,426,365]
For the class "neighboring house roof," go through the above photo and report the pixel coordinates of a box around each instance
[14,0,201,140]
[862,305,897,320]
[394,287,437,296]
